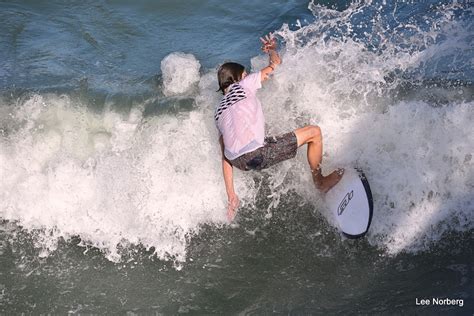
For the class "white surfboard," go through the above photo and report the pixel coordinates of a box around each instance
[325,168,373,238]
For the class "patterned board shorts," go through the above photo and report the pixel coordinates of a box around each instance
[230,132,298,171]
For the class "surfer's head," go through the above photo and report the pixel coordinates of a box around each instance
[217,62,246,95]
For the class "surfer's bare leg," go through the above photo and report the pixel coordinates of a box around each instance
[294,125,343,193]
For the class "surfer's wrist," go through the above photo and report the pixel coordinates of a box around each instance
[227,191,236,199]
[268,50,281,66]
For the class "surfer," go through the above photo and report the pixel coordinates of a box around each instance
[215,34,344,221]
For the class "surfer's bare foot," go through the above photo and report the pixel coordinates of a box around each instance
[313,168,344,193]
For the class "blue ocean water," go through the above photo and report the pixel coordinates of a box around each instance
[0,0,313,93]
[0,0,473,314]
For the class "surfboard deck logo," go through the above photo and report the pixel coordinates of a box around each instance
[337,190,354,216]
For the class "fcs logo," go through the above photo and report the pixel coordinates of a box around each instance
[338,190,354,216]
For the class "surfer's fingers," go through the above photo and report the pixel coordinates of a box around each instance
[261,38,271,47]
[261,33,273,43]
[227,202,238,222]
[269,34,276,43]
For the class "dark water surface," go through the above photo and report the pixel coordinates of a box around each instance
[2,206,473,314]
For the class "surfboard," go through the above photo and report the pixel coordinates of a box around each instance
[325,168,373,239]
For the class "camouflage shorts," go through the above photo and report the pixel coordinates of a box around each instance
[231,132,298,171]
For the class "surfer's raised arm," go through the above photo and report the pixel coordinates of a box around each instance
[214,33,343,223]
[260,34,281,82]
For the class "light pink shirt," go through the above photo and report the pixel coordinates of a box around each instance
[215,72,264,160]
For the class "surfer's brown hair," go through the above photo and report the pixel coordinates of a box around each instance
[217,62,245,95]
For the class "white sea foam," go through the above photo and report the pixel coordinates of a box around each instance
[1,2,472,261]
[0,90,258,262]
[161,52,201,96]
[257,2,473,254]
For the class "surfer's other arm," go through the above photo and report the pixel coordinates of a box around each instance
[260,33,281,81]
[219,135,240,221]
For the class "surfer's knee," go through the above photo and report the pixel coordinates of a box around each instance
[305,125,321,144]
[295,125,321,146]
[309,125,321,141]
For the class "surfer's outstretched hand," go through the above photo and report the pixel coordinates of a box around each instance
[227,194,240,222]
[260,33,277,53]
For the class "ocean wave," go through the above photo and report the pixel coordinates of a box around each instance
[1,0,472,262]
